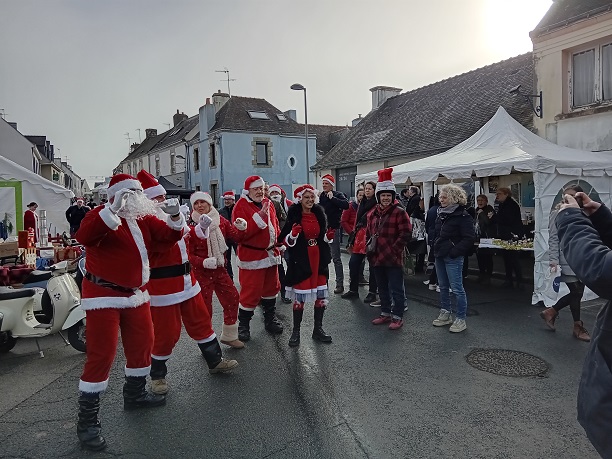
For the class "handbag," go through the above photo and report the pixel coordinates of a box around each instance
[403,248,415,278]
[366,212,391,256]
[542,266,562,304]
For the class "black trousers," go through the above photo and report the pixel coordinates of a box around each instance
[476,249,494,275]
[349,253,377,294]
[553,281,585,321]
[503,250,523,282]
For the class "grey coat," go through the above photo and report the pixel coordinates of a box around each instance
[548,209,577,280]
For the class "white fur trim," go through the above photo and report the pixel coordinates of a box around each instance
[195,333,217,344]
[246,177,264,189]
[149,279,201,306]
[125,365,151,377]
[80,290,150,310]
[151,354,171,360]
[285,233,297,247]
[166,213,185,230]
[321,177,335,188]
[144,184,166,199]
[236,252,280,270]
[203,257,218,269]
[195,224,209,239]
[239,303,257,312]
[79,379,109,394]
[252,212,267,229]
[99,205,121,230]
[261,295,277,299]
[107,179,142,198]
[126,219,150,286]
[324,234,333,243]
[268,185,281,195]
[221,322,238,342]
[190,191,212,206]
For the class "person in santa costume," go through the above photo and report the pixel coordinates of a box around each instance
[137,171,238,397]
[74,173,186,451]
[219,191,237,279]
[187,190,244,349]
[268,184,292,304]
[278,185,334,346]
[23,202,39,243]
[232,175,283,341]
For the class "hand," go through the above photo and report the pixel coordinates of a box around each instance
[326,228,335,241]
[574,191,600,216]
[258,200,270,219]
[199,213,213,230]
[559,194,581,212]
[487,211,494,219]
[291,223,302,237]
[326,191,333,199]
[109,189,134,213]
[179,204,190,217]
[234,218,247,231]
[161,198,180,216]
[549,262,558,272]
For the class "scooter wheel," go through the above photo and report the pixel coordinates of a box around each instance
[67,320,87,353]
[0,334,18,353]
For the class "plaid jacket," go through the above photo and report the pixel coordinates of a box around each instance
[366,203,412,267]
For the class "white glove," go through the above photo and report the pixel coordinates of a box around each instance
[234,218,247,231]
[326,191,333,199]
[203,257,217,269]
[278,245,286,253]
[161,198,180,216]
[179,204,190,217]
[109,189,134,213]
[199,214,213,230]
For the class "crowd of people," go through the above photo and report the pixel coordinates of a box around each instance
[64,166,608,456]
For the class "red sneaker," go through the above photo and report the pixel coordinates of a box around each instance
[388,319,404,330]
[372,315,392,325]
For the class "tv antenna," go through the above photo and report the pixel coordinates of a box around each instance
[215,67,236,96]
[124,132,132,150]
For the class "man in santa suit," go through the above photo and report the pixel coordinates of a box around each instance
[23,202,39,243]
[232,175,283,341]
[74,173,186,451]
[136,171,237,397]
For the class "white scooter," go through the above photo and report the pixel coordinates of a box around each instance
[0,260,86,357]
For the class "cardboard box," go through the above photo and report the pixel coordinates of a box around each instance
[0,241,19,258]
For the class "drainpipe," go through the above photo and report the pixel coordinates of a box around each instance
[217,135,224,199]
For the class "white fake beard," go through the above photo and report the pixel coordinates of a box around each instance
[117,191,159,220]
[270,194,282,202]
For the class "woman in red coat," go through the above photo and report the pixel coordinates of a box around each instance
[23,202,39,243]
[188,191,244,349]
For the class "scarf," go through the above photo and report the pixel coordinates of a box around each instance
[355,195,377,229]
[437,204,460,220]
[193,208,228,266]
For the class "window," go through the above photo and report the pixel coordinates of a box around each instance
[138,158,143,170]
[155,156,160,176]
[256,142,268,165]
[276,113,287,121]
[193,147,200,171]
[570,41,612,108]
[209,143,216,167]
[127,163,132,175]
[247,110,270,120]
[170,152,176,174]
[195,184,201,191]
[210,183,218,207]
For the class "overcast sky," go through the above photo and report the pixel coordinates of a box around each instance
[0,0,552,184]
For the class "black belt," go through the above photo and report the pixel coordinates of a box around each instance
[241,243,275,251]
[85,272,138,293]
[150,262,191,279]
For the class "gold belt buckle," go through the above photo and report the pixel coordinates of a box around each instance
[308,239,317,246]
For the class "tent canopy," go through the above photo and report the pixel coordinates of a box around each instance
[355,106,612,184]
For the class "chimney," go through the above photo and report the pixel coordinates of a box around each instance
[212,90,230,113]
[283,109,297,121]
[145,128,157,138]
[173,109,188,126]
[352,114,363,127]
[370,86,402,110]
[130,143,140,152]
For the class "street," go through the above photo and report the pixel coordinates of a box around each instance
[0,253,602,459]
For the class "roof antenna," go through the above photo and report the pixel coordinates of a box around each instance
[124,132,132,150]
[215,67,236,96]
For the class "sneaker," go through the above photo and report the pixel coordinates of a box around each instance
[370,299,381,307]
[435,286,441,293]
[341,290,359,300]
[150,379,168,395]
[209,358,238,374]
[423,280,430,285]
[363,292,377,303]
[428,283,437,291]
[432,309,453,327]
[389,319,404,330]
[372,315,392,325]
[449,318,467,333]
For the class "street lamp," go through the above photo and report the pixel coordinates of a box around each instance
[291,83,309,183]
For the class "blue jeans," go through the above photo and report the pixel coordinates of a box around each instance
[373,266,405,319]
[435,256,468,320]
[329,231,344,286]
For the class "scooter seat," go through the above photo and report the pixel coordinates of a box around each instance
[22,270,53,284]
[0,287,37,301]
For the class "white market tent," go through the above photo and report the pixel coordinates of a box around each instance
[0,155,73,236]
[356,106,612,304]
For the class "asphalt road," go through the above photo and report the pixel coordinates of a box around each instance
[0,254,602,459]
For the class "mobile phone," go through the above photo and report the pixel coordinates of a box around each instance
[575,195,584,208]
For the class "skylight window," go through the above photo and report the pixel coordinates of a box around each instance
[276,113,287,121]
[247,110,270,120]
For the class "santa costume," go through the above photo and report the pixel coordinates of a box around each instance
[187,191,243,349]
[23,203,39,243]
[278,185,333,346]
[74,173,186,451]
[136,170,238,396]
[232,175,283,341]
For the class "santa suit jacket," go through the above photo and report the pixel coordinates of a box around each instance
[76,205,184,310]
[231,196,281,270]
[188,216,239,277]
[23,209,39,242]
[147,213,198,307]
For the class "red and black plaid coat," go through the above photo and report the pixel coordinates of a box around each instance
[366,203,412,267]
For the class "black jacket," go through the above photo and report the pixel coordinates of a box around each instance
[319,190,349,229]
[406,194,424,220]
[557,205,612,459]
[491,197,523,240]
[278,204,331,287]
[219,204,233,222]
[65,205,89,228]
[433,206,476,259]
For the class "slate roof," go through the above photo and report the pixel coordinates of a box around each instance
[531,0,612,37]
[307,124,350,156]
[152,115,199,151]
[313,53,534,170]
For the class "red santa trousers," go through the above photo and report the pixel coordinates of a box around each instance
[195,266,239,325]
[150,292,216,359]
[238,265,280,311]
[79,304,153,394]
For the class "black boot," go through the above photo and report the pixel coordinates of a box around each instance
[123,376,166,410]
[312,308,332,343]
[238,309,254,342]
[77,393,107,451]
[197,339,238,374]
[262,298,283,334]
[288,309,304,347]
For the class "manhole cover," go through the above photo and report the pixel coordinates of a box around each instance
[466,348,549,377]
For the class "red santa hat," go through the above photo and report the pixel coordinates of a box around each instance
[106,173,143,199]
[190,191,213,207]
[137,170,166,200]
[321,174,335,188]
[241,175,265,197]
[268,184,283,195]
[222,191,235,201]
[375,168,396,201]
[293,184,319,204]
